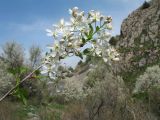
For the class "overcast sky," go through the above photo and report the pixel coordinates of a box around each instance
[0,0,145,66]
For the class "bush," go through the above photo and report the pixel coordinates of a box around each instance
[85,61,107,87]
[0,59,14,97]
[133,65,160,117]
[29,45,42,68]
[133,65,160,93]
[86,74,128,120]
[57,77,87,102]
[2,41,24,69]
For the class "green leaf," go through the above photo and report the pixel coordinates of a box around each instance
[22,96,27,105]
[83,48,91,55]
[16,77,20,85]
[35,70,41,76]
[82,37,86,43]
[96,26,100,31]
[84,32,89,38]
[12,87,28,105]
[88,24,94,40]
[89,24,93,35]
[20,67,28,75]
[87,35,92,41]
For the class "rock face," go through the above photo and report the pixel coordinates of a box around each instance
[120,0,160,48]
[115,0,160,74]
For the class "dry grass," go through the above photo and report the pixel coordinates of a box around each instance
[0,100,21,120]
[62,103,88,120]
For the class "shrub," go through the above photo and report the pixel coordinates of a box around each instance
[133,65,160,117]
[2,41,24,69]
[57,77,87,102]
[133,65,160,94]
[0,59,14,96]
[86,74,128,120]
[85,60,108,87]
[29,45,42,68]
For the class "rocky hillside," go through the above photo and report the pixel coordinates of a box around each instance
[111,0,160,84]
[120,0,160,48]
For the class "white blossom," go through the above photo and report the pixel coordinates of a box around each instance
[42,7,119,80]
[89,10,101,22]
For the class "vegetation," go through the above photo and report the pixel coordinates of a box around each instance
[0,3,160,120]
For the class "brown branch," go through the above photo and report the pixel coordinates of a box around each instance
[0,65,42,102]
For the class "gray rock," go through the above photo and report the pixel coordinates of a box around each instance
[115,0,160,72]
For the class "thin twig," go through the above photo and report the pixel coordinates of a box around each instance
[0,65,42,102]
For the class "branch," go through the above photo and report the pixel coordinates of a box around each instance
[0,65,42,102]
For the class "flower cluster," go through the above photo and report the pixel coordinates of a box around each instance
[41,7,119,79]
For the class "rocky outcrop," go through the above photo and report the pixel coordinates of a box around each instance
[113,0,160,75]
[119,0,160,47]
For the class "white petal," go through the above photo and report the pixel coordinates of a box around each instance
[49,72,56,79]
[41,70,48,74]
[60,19,64,25]
[103,58,108,63]
[113,57,120,61]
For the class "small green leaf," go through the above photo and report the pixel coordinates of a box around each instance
[83,48,91,55]
[20,67,28,74]
[84,32,89,38]
[82,37,86,43]
[35,70,41,76]
[87,35,92,41]
[96,26,100,31]
[89,24,94,35]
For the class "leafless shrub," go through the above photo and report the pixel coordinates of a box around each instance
[2,41,24,69]
[29,45,42,68]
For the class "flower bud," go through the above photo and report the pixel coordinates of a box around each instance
[67,42,73,47]
[104,16,112,23]
[60,39,65,44]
